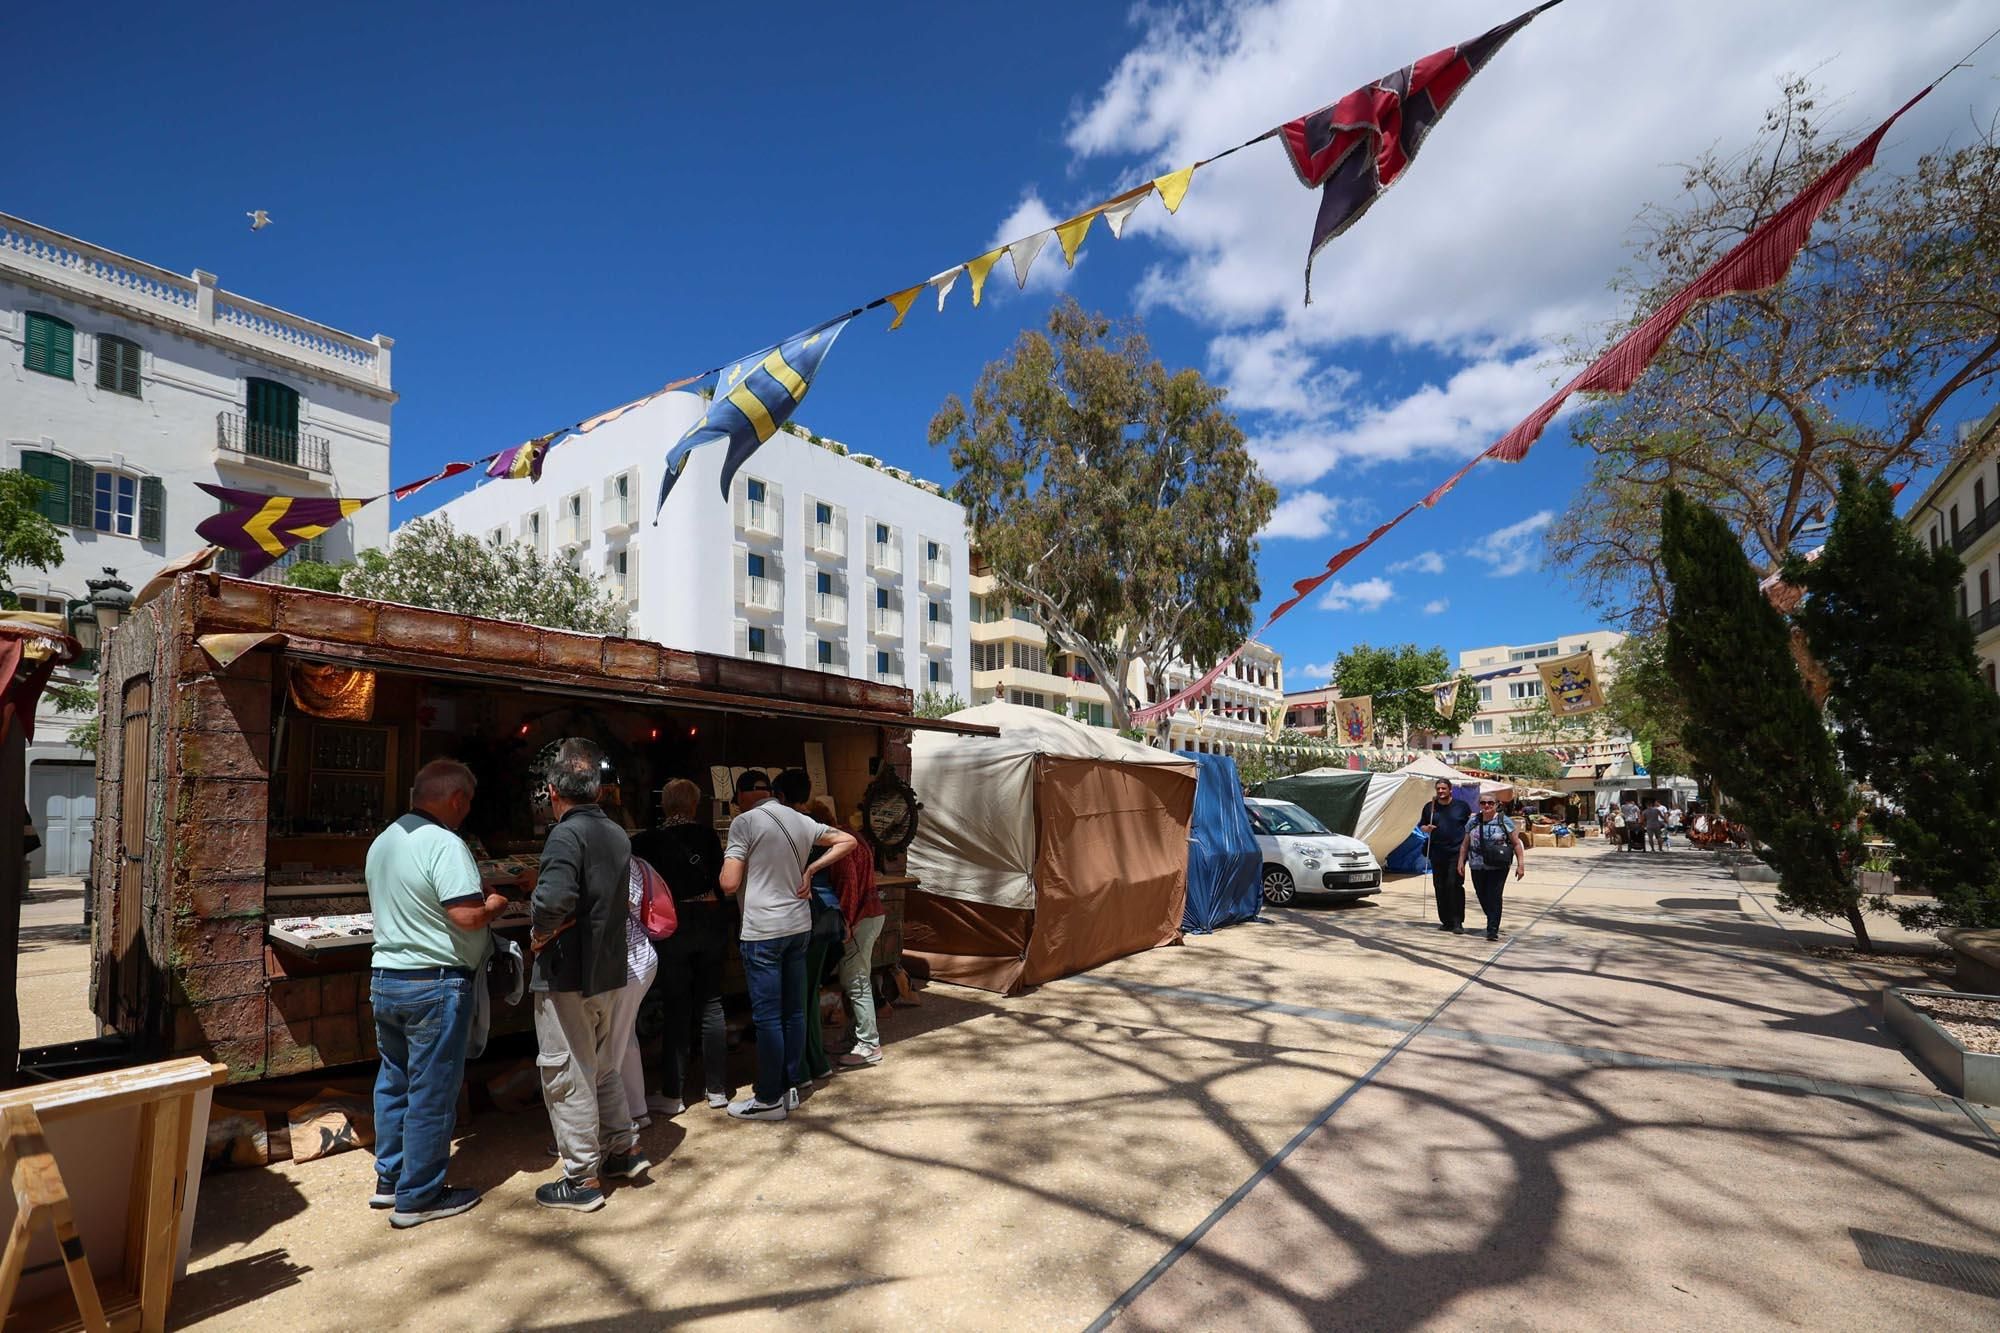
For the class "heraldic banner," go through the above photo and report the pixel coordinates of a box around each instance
[1333,695,1375,746]
[1536,652,1604,716]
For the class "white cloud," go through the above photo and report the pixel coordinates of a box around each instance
[1423,598,1450,615]
[1390,550,1447,575]
[1064,1,2000,481]
[1290,659,1340,682]
[1317,576,1394,611]
[1261,489,1341,540]
[1466,510,1554,577]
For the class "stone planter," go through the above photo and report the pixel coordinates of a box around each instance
[1884,987,2000,1105]
[1856,868,1895,895]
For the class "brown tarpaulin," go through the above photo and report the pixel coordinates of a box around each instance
[905,753,1195,995]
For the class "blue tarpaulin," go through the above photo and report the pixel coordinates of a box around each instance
[1179,752,1263,933]
[1385,829,1431,874]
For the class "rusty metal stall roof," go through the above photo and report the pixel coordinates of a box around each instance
[171,573,999,738]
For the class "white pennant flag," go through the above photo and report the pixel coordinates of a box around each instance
[1009,232,1051,289]
[1100,189,1150,239]
[928,266,962,312]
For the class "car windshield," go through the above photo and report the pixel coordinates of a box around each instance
[1250,802,1330,836]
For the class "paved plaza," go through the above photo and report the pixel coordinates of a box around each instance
[136,843,1997,1330]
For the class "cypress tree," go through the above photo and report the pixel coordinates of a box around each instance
[1660,490,1867,947]
[1793,464,2000,931]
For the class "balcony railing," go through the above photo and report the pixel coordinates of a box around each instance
[746,649,780,664]
[870,542,901,574]
[1970,601,2000,636]
[871,608,903,638]
[922,559,949,587]
[873,667,904,685]
[923,620,950,648]
[216,410,331,472]
[739,499,779,536]
[812,593,847,625]
[809,522,846,557]
[1953,498,2000,555]
[216,536,325,582]
[744,576,781,611]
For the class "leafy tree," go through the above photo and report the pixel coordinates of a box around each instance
[931,298,1276,739]
[913,690,967,720]
[1499,750,1561,782]
[0,472,64,592]
[1661,490,1866,946]
[1793,465,2000,930]
[285,559,349,593]
[1331,643,1479,744]
[340,516,630,635]
[1550,82,2000,628]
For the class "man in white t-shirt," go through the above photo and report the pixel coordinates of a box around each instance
[719,767,857,1120]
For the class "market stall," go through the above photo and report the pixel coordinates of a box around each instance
[1179,751,1262,934]
[1250,768,1433,865]
[87,573,993,1083]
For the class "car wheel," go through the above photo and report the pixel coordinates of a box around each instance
[1262,866,1297,906]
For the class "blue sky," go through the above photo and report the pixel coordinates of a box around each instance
[8,1,1996,685]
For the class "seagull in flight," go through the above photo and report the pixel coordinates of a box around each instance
[246,210,272,231]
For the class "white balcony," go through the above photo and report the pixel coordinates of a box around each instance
[811,593,847,625]
[602,497,636,537]
[738,498,779,537]
[923,620,950,649]
[743,576,782,613]
[871,608,903,639]
[809,522,846,557]
[922,559,950,588]
[870,542,902,574]
[747,649,781,664]
[813,653,848,674]
[873,666,904,685]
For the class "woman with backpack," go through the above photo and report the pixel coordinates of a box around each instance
[1456,794,1527,942]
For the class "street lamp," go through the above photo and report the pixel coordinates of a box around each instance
[67,568,134,670]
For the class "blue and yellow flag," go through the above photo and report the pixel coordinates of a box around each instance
[656,316,852,514]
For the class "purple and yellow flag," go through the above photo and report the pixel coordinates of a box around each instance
[196,483,374,578]
[486,432,556,482]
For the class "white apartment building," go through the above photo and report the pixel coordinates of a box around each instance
[967,554,1283,753]
[422,392,969,695]
[1905,406,2000,689]
[3,211,394,875]
[1451,629,1627,751]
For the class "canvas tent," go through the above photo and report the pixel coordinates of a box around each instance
[1179,752,1262,933]
[905,703,1198,994]
[1396,752,1513,797]
[1251,768,1434,865]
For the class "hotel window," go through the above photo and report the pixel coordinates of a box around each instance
[876,650,891,676]
[1472,719,1495,736]
[97,334,142,397]
[93,471,138,537]
[748,479,766,503]
[748,553,766,579]
[819,640,835,666]
[748,626,767,655]
[817,570,832,595]
[817,501,832,525]
[876,522,889,546]
[24,313,74,379]
[1479,685,1493,702]
[1012,643,1046,674]
[1507,680,1542,700]
[928,659,943,685]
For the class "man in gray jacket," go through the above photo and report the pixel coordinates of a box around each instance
[529,738,642,1212]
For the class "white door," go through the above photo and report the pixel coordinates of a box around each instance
[28,761,95,879]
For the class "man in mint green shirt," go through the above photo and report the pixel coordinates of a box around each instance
[364,759,508,1228]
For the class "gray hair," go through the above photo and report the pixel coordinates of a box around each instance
[412,758,476,805]
[546,737,606,803]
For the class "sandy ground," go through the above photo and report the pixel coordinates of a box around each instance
[18,878,96,1047]
[23,848,1994,1330]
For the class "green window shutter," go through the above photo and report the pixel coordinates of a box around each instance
[19,450,70,524]
[69,460,94,528]
[245,378,301,463]
[24,313,75,379]
[139,476,164,541]
[97,336,141,397]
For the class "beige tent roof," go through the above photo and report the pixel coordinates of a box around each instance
[939,703,1198,767]
[1395,751,1513,796]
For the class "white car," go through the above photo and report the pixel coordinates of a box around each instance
[1244,797,1383,906]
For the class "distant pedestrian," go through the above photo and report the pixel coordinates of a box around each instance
[1621,799,1644,852]
[720,768,859,1120]
[805,798,890,1070]
[1419,779,1474,934]
[631,778,733,1113]
[1644,800,1667,852]
[365,759,510,1228]
[1667,805,1684,844]
[530,738,644,1213]
[1457,794,1526,941]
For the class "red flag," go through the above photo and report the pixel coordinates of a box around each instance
[393,461,472,502]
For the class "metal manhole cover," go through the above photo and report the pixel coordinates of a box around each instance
[1851,1228,2000,1299]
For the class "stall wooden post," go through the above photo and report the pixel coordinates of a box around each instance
[0,1107,111,1333]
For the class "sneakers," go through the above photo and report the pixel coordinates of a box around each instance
[646,1094,685,1118]
[600,1150,651,1181]
[631,1114,652,1131]
[705,1091,731,1110]
[727,1097,789,1121]
[1450,925,1465,934]
[786,1084,810,1108]
[1486,929,1501,941]
[389,1186,481,1229]
[837,1045,882,1069]
[369,1176,397,1210]
[534,1176,606,1212]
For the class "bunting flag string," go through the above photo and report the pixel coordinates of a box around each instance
[1133,83,1934,726]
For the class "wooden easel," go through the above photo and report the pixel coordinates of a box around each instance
[0,1107,109,1332]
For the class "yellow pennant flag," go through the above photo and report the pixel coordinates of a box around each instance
[1055,211,1097,268]
[1153,163,1196,214]
[1536,652,1605,716]
[885,284,923,331]
[966,248,1005,307]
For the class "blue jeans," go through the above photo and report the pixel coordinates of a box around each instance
[739,932,808,1105]
[370,969,475,1210]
